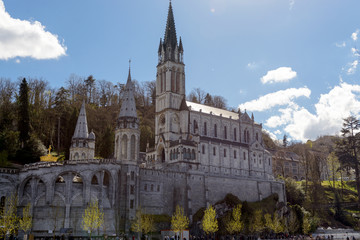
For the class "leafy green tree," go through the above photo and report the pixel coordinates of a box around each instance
[131,207,143,240]
[19,203,32,235]
[264,213,284,234]
[285,177,305,206]
[171,205,189,238]
[0,193,19,239]
[142,214,156,237]
[82,200,104,238]
[249,209,264,235]
[202,205,218,235]
[302,213,311,235]
[287,209,299,235]
[225,204,243,234]
[327,152,341,191]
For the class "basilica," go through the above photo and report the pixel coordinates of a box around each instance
[0,2,285,237]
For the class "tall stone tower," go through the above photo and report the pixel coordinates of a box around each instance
[69,100,95,160]
[155,1,188,163]
[114,67,140,162]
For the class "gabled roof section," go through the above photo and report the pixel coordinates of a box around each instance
[164,1,178,49]
[119,67,138,119]
[73,100,89,139]
[186,101,239,119]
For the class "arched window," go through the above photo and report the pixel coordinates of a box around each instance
[243,152,246,160]
[234,128,237,141]
[224,126,227,139]
[203,122,207,135]
[191,149,195,160]
[131,135,136,159]
[213,147,216,156]
[193,120,198,133]
[121,135,128,159]
[256,132,259,141]
[176,71,180,93]
[170,150,173,160]
[224,149,227,157]
[202,145,205,154]
[214,124,217,137]
[234,150,237,159]
[171,68,175,92]
[247,131,250,143]
[160,70,163,92]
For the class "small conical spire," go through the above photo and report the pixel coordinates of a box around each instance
[179,37,183,52]
[73,100,89,139]
[164,0,177,49]
[119,64,138,119]
[127,59,132,84]
[158,38,163,53]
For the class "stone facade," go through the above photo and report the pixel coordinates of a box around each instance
[0,2,285,237]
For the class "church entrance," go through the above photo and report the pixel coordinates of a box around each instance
[157,146,165,163]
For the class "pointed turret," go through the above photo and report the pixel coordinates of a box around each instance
[178,37,183,52]
[69,100,95,160]
[115,64,140,162]
[73,100,89,139]
[119,67,138,119]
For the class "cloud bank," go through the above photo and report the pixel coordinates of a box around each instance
[238,87,310,112]
[264,82,360,141]
[261,67,297,84]
[0,0,67,60]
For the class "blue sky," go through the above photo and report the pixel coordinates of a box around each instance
[2,0,360,142]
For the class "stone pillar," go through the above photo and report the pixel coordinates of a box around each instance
[64,204,71,228]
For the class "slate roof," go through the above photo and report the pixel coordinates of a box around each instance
[73,100,89,139]
[119,68,138,119]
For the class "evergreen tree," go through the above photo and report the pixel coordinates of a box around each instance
[335,116,360,207]
[18,78,30,147]
[283,134,288,148]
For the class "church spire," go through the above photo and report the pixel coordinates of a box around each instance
[72,100,89,139]
[164,0,177,49]
[158,1,183,64]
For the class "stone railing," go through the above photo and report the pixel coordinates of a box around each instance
[0,167,20,174]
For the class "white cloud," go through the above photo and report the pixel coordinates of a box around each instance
[238,87,310,112]
[261,67,297,84]
[0,0,66,60]
[352,29,359,41]
[347,60,358,74]
[274,130,282,135]
[289,0,295,10]
[335,42,346,48]
[266,82,360,142]
[15,59,20,63]
[351,47,360,57]
[246,62,257,70]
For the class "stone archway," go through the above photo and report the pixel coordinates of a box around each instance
[157,145,165,163]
